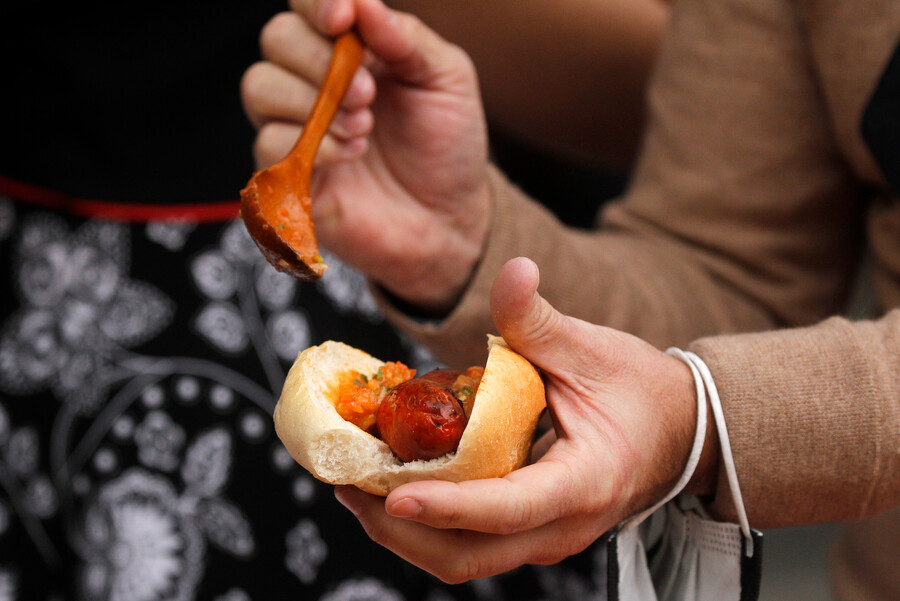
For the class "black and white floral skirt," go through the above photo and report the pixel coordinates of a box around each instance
[0,186,606,601]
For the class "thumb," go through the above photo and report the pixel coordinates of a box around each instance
[491,258,578,371]
[315,0,474,89]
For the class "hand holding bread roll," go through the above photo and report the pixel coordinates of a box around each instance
[274,335,546,495]
[326,258,706,583]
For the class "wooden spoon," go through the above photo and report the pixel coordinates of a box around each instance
[241,32,365,280]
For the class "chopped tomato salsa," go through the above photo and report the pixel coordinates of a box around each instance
[332,363,485,434]
[333,362,416,432]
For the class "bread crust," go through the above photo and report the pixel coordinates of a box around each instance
[274,336,546,495]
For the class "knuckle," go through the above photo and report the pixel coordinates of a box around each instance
[260,12,299,59]
[393,9,422,34]
[253,124,275,156]
[359,518,391,549]
[253,124,289,167]
[438,497,466,529]
[239,62,270,110]
[533,523,599,566]
[445,43,478,83]
[522,301,565,350]
[531,545,571,566]
[495,498,535,535]
[531,536,581,566]
[438,552,483,584]
[566,531,597,559]
[289,0,313,13]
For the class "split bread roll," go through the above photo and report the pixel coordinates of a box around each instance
[274,335,547,496]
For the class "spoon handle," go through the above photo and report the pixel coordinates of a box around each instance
[289,31,365,171]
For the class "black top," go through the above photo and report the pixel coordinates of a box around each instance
[1,0,275,202]
[0,2,618,599]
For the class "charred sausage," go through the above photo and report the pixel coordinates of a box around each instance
[376,369,468,461]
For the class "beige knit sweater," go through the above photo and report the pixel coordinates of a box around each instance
[376,0,900,598]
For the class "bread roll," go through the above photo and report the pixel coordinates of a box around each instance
[274,335,546,495]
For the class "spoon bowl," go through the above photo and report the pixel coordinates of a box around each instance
[241,32,365,280]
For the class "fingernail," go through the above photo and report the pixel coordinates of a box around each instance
[387,496,422,519]
[334,486,362,516]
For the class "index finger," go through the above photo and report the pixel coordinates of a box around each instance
[384,457,584,535]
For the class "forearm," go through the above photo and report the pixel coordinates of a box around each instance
[690,310,900,528]
[376,165,779,367]
[379,0,865,362]
[386,0,670,169]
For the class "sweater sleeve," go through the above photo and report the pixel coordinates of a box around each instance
[372,0,900,530]
[690,309,900,528]
[376,0,867,369]
[375,165,779,368]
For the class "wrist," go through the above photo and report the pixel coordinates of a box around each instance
[378,180,491,315]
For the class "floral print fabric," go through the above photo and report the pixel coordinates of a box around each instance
[0,196,607,601]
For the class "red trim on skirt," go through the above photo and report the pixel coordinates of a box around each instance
[0,174,242,223]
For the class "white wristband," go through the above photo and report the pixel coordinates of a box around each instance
[620,347,708,531]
